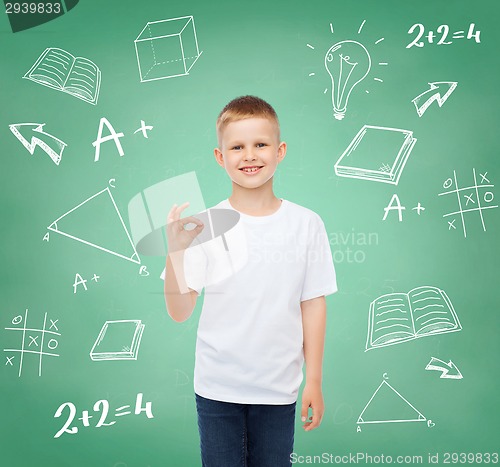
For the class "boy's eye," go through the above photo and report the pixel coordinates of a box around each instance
[256,143,266,148]
[232,145,242,150]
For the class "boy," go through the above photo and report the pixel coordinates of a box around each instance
[162,96,337,466]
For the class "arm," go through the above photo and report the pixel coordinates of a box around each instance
[163,202,204,323]
[300,295,327,431]
[164,252,198,322]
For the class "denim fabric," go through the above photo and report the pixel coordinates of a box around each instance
[195,393,296,467]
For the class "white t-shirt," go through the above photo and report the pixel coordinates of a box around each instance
[162,198,337,404]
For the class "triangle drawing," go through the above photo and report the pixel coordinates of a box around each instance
[357,380,426,424]
[48,187,140,264]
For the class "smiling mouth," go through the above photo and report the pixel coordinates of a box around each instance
[239,166,263,173]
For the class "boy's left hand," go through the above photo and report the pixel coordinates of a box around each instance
[301,382,324,431]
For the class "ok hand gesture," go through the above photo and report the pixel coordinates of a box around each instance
[166,202,205,253]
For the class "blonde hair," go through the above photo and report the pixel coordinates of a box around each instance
[216,95,280,144]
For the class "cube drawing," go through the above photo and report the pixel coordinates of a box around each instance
[135,15,202,82]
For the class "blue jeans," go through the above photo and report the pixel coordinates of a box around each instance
[195,393,296,467]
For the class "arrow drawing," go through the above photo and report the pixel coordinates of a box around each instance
[9,123,67,165]
[425,357,463,379]
[412,82,458,117]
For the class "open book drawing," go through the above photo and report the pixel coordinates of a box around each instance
[90,320,145,361]
[24,47,101,105]
[334,125,417,185]
[366,286,461,351]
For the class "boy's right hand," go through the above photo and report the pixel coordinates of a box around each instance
[166,202,205,252]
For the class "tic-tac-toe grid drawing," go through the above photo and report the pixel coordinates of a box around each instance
[438,169,498,238]
[3,309,60,377]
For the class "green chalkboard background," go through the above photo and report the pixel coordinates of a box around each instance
[1,0,499,465]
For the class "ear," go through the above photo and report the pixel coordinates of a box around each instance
[277,141,287,162]
[214,147,225,167]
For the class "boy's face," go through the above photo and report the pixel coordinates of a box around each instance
[214,117,286,191]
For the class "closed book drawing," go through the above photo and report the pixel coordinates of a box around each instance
[334,125,417,185]
[90,320,145,361]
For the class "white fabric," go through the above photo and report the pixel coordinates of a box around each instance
[162,198,337,404]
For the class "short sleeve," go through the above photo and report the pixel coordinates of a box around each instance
[300,215,337,302]
[160,243,208,296]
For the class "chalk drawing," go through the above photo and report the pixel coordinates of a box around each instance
[24,47,101,104]
[438,169,498,238]
[73,272,100,294]
[134,120,154,138]
[412,81,457,117]
[357,379,427,427]
[366,286,461,351]
[382,194,405,221]
[47,186,141,265]
[90,320,145,361]
[335,125,417,185]
[407,23,481,48]
[9,123,66,165]
[307,20,387,119]
[425,357,463,379]
[54,392,153,438]
[135,16,202,82]
[325,40,371,120]
[4,309,60,377]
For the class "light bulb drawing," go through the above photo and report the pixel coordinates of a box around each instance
[325,40,371,120]
[306,20,388,121]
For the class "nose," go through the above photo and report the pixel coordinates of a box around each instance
[243,150,257,162]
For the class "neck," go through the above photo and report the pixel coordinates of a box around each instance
[229,180,281,215]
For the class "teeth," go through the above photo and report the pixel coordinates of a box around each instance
[242,167,260,172]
